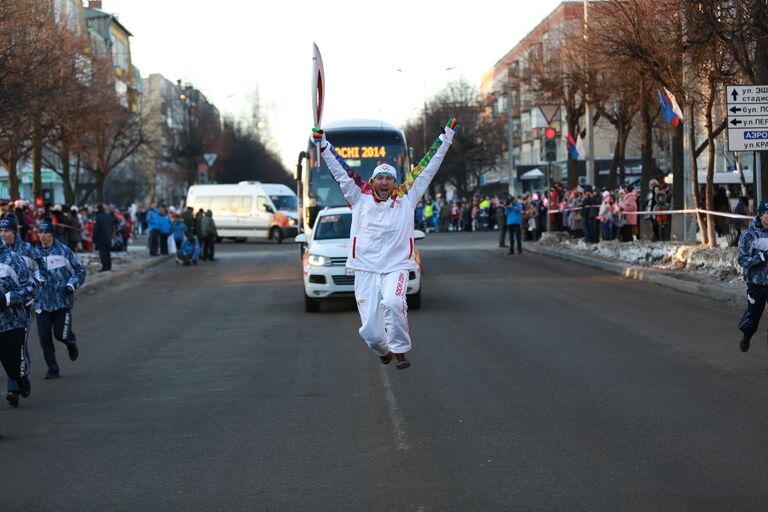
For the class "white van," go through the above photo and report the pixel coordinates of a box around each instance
[185,182,298,243]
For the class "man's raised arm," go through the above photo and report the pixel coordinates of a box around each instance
[312,128,368,206]
[399,118,458,201]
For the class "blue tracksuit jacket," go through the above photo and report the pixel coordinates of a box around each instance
[0,242,35,332]
[180,238,200,261]
[9,238,45,286]
[146,208,159,231]
[34,240,86,312]
[738,218,768,285]
[506,204,523,225]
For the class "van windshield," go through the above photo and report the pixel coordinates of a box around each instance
[270,195,297,211]
[314,213,352,240]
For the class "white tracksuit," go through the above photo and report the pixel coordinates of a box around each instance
[320,131,453,355]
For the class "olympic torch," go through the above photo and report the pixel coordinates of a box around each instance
[312,43,325,161]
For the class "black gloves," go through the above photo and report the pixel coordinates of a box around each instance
[64,284,75,295]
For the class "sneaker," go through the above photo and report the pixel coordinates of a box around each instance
[740,333,752,353]
[44,372,60,380]
[67,342,79,361]
[394,353,410,370]
[379,352,393,365]
[5,392,18,408]
[17,377,30,398]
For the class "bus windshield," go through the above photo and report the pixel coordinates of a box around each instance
[309,131,406,208]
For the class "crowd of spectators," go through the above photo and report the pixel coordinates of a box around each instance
[415,178,751,248]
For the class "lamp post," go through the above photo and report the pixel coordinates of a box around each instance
[176,79,197,188]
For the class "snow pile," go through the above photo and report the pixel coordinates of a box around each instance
[77,250,140,275]
[537,232,742,281]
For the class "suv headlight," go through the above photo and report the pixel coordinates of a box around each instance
[308,254,331,267]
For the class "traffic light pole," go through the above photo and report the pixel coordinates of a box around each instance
[546,160,552,233]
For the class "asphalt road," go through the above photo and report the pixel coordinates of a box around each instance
[1,232,765,511]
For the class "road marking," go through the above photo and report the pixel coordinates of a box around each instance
[378,365,410,451]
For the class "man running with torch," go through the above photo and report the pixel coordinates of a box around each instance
[310,118,458,369]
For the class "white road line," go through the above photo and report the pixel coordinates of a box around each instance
[378,365,410,451]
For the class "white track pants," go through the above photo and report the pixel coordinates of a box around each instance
[354,269,411,356]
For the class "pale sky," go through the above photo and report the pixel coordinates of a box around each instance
[107,0,565,170]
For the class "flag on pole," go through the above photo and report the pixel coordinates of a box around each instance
[565,133,581,160]
[658,87,683,126]
[575,134,585,161]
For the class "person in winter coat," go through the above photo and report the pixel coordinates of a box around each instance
[0,231,36,423]
[620,188,639,242]
[310,117,457,369]
[171,213,187,250]
[67,206,82,251]
[182,206,195,233]
[0,215,41,408]
[505,197,523,255]
[495,200,507,247]
[177,231,201,266]
[156,207,172,256]
[93,204,114,272]
[34,221,86,379]
[146,203,160,255]
[200,210,218,261]
[194,209,205,242]
[737,200,768,352]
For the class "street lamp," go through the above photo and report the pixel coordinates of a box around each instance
[176,79,198,188]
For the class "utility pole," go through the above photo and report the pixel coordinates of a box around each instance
[583,0,596,186]
[507,67,516,196]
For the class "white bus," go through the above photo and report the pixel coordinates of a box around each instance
[185,182,298,243]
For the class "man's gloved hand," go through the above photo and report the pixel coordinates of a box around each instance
[311,128,327,150]
[63,284,75,295]
[0,294,8,311]
[439,118,459,144]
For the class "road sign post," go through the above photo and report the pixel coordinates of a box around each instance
[726,85,768,152]
[727,84,768,204]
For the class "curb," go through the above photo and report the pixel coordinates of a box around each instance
[76,254,173,295]
[523,242,744,304]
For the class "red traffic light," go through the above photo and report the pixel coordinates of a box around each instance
[544,127,557,139]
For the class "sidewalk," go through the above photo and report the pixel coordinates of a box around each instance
[76,236,172,295]
[522,235,745,304]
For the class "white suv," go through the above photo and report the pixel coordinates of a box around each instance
[295,207,424,312]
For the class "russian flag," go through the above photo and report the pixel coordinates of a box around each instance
[658,87,684,126]
[565,133,580,160]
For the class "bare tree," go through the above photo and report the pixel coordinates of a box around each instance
[405,79,505,197]
[0,0,70,200]
[527,21,589,189]
[78,83,146,204]
[173,86,221,186]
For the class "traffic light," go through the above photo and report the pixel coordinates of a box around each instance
[544,127,557,162]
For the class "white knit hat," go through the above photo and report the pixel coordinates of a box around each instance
[372,163,397,181]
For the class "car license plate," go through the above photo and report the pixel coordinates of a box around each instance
[345,268,355,276]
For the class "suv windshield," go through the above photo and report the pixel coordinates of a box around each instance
[270,195,297,211]
[314,213,352,240]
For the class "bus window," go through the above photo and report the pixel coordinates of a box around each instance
[309,133,406,208]
[257,196,271,212]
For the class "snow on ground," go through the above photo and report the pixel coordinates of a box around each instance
[538,232,742,282]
